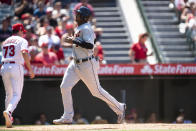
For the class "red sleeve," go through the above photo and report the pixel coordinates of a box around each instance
[99,54,103,61]
[131,43,137,52]
[55,27,62,38]
[51,53,58,62]
[56,48,65,60]
[98,45,104,60]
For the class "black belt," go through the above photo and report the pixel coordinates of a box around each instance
[75,56,97,64]
[2,61,15,64]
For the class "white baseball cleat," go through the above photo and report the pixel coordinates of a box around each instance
[117,103,126,124]
[3,111,13,128]
[53,117,72,125]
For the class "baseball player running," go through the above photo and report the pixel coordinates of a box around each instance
[1,23,35,128]
[53,6,126,124]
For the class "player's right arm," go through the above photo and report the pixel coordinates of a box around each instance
[21,39,35,78]
[22,52,35,78]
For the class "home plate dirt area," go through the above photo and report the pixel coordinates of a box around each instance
[0,124,196,131]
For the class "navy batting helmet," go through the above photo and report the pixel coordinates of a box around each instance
[76,6,91,18]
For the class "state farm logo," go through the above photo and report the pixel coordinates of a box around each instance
[141,65,153,74]
[98,65,134,75]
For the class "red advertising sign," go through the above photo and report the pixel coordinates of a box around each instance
[24,65,67,76]
[23,64,196,76]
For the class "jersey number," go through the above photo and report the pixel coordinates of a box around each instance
[3,45,15,58]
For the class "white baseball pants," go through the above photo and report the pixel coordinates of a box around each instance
[60,58,124,120]
[1,64,24,113]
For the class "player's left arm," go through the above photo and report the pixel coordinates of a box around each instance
[73,37,93,49]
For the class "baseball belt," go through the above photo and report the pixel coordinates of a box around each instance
[2,61,15,64]
[75,55,98,64]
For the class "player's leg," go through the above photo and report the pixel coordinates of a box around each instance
[79,59,125,121]
[53,62,80,124]
[2,72,13,127]
[6,65,24,113]
[1,67,13,111]
[1,65,14,128]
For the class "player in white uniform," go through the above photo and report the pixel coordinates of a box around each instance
[1,23,35,128]
[53,6,126,124]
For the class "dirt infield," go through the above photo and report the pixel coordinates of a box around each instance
[0,124,196,131]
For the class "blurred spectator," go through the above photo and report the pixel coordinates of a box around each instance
[33,1,46,18]
[38,26,61,49]
[29,46,42,64]
[49,43,65,64]
[129,33,152,64]
[92,18,103,43]
[94,41,106,64]
[180,2,195,22]
[23,25,37,46]
[61,22,74,64]
[173,108,192,124]
[55,16,69,38]
[146,112,158,123]
[171,0,190,20]
[173,1,196,56]
[37,17,50,36]
[0,16,12,43]
[125,108,139,123]
[91,18,105,64]
[0,0,13,5]
[74,0,94,19]
[35,113,50,125]
[188,18,196,43]
[180,0,189,9]
[21,13,31,25]
[179,2,196,33]
[14,0,34,18]
[73,112,89,124]
[45,0,55,7]
[91,116,108,124]
[21,13,37,31]
[30,35,39,47]
[174,0,187,12]
[35,43,59,65]
[184,13,195,39]
[46,7,58,28]
[52,1,69,21]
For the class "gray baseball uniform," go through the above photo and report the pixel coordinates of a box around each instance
[59,22,124,121]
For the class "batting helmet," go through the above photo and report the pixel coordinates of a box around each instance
[76,6,91,18]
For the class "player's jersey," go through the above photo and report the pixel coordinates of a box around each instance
[73,23,95,59]
[1,36,28,64]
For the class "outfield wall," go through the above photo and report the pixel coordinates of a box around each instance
[0,76,196,124]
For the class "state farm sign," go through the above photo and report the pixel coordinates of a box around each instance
[24,65,67,76]
[140,64,196,75]
[23,64,196,76]
[98,65,134,75]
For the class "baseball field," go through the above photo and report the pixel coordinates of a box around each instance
[0,124,196,131]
